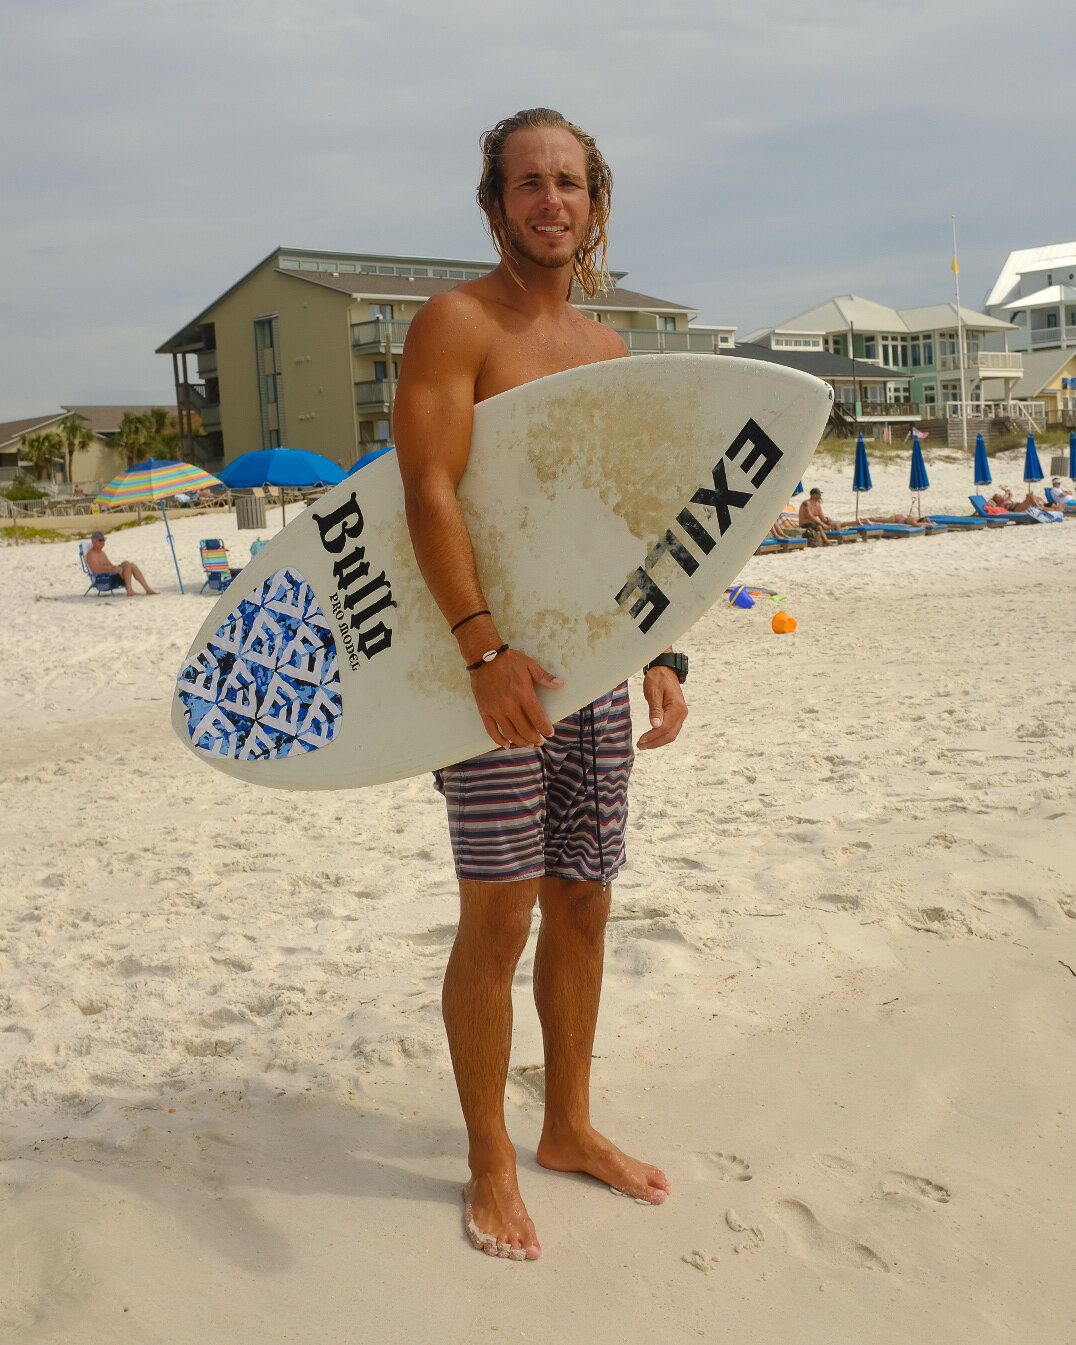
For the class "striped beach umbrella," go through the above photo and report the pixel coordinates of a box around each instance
[973,432,992,487]
[1022,434,1044,485]
[97,458,224,593]
[909,432,930,517]
[852,433,872,520]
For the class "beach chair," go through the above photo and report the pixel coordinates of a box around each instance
[968,495,1034,526]
[199,539,243,593]
[79,540,125,596]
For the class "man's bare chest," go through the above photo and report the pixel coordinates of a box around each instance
[475,324,613,402]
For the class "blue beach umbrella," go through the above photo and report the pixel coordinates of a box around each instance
[852,433,872,519]
[218,447,345,524]
[1023,434,1044,487]
[909,432,930,516]
[345,444,395,476]
[973,432,992,488]
[792,481,804,496]
[1069,431,1075,481]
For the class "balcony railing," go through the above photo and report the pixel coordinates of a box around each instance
[1029,327,1074,349]
[178,382,208,411]
[355,379,392,410]
[351,319,410,350]
[937,351,1024,374]
[940,400,1046,425]
[616,329,726,354]
[856,401,919,417]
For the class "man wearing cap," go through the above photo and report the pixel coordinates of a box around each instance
[84,532,156,595]
[798,487,844,545]
[1045,478,1073,509]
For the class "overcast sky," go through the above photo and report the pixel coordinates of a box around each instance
[2,0,1072,421]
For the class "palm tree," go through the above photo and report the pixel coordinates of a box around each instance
[114,411,154,469]
[57,414,95,484]
[19,430,64,482]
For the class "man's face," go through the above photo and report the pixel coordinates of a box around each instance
[496,128,594,272]
[91,537,104,550]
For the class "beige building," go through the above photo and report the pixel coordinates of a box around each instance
[157,248,734,470]
[0,406,176,487]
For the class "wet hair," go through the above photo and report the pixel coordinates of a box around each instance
[477,108,613,297]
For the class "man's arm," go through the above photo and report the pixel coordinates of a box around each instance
[393,294,562,750]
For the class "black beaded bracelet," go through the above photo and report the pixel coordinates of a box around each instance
[466,644,509,672]
[450,608,491,635]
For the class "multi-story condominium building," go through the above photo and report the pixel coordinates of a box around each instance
[157,248,735,469]
[983,242,1076,353]
[745,295,1024,421]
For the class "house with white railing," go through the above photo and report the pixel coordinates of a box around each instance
[744,295,1034,426]
[983,242,1076,354]
[157,248,735,471]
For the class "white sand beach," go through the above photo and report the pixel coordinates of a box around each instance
[2,447,1074,1344]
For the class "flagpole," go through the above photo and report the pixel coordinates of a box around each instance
[952,216,969,453]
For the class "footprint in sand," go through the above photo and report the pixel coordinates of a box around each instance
[772,1198,889,1272]
[880,1171,951,1204]
[725,1209,764,1253]
[690,1151,753,1182]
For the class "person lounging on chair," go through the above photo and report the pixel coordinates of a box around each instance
[79,539,126,596]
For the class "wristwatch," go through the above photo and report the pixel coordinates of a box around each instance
[643,652,688,684]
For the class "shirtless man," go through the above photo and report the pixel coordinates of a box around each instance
[797,487,847,544]
[84,531,156,594]
[393,109,687,1262]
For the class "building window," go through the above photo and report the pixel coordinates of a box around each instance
[911,342,921,367]
[864,336,877,359]
[254,318,274,350]
[269,429,281,448]
[265,374,277,404]
[658,316,676,331]
[373,361,399,381]
[376,420,391,441]
[369,303,394,320]
[922,339,933,365]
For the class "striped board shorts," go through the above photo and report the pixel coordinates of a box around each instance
[433,683,633,884]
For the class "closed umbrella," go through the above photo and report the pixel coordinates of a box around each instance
[1022,434,1044,486]
[909,432,930,517]
[97,458,223,593]
[1069,430,1076,481]
[973,432,992,488]
[852,433,872,520]
[218,448,346,524]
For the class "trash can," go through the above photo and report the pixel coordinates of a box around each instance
[235,488,267,530]
[1050,454,1069,478]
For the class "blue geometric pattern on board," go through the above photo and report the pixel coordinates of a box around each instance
[176,567,342,762]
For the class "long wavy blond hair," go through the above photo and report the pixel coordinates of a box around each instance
[477,108,613,297]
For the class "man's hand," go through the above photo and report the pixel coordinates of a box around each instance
[471,649,564,749]
[636,667,688,750]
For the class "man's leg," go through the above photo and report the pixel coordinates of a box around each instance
[121,561,156,594]
[533,876,669,1203]
[442,877,542,1260]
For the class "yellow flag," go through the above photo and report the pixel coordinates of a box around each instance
[951,254,959,276]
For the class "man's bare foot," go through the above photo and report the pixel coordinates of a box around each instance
[462,1171,541,1261]
[537,1124,670,1203]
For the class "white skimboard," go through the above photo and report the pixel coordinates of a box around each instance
[172,354,831,789]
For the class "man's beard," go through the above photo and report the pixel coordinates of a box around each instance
[502,215,580,271]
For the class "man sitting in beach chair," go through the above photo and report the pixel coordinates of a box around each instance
[797,488,855,546]
[1045,478,1074,510]
[82,531,156,595]
[199,539,243,593]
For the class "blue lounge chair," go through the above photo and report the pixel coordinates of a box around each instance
[79,540,126,596]
[921,513,991,529]
[968,495,1032,525]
